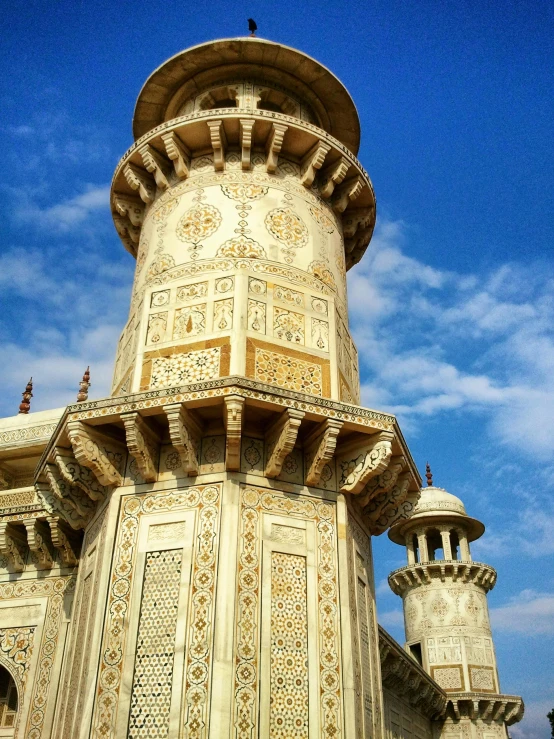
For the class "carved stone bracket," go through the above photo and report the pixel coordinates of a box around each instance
[332,175,363,213]
[67,421,125,488]
[365,473,413,536]
[320,157,350,199]
[304,419,343,486]
[0,522,27,572]
[47,517,80,567]
[112,194,145,227]
[54,448,108,502]
[121,412,160,483]
[161,131,191,179]
[36,481,90,531]
[123,162,156,203]
[240,119,255,170]
[265,409,305,478]
[45,463,97,521]
[0,464,14,491]
[164,404,202,477]
[224,396,245,472]
[359,455,406,510]
[338,431,394,495]
[207,120,226,171]
[23,519,54,569]
[139,144,171,190]
[300,140,331,188]
[265,122,288,173]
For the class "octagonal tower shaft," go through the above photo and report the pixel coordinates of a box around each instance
[110,38,375,406]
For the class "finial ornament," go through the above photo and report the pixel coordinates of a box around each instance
[248,18,257,36]
[18,378,33,414]
[425,462,433,487]
[77,366,91,402]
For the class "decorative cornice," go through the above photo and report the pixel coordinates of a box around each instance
[442,692,524,725]
[388,561,497,595]
[378,625,446,719]
[338,430,394,495]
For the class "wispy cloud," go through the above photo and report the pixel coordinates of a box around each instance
[511,700,552,739]
[348,218,554,460]
[13,183,111,231]
[490,590,554,636]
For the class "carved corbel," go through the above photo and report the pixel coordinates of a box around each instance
[300,140,331,188]
[54,448,108,502]
[359,455,406,511]
[0,522,27,572]
[47,517,80,567]
[224,396,245,472]
[23,519,54,569]
[240,119,255,170]
[161,131,191,179]
[265,122,288,173]
[123,162,156,204]
[139,144,171,190]
[265,409,304,479]
[67,421,124,488]
[36,481,90,531]
[304,419,343,486]
[163,403,202,476]
[45,463,97,520]
[342,207,375,239]
[332,176,363,213]
[319,157,350,199]
[366,473,413,535]
[121,412,160,483]
[207,120,226,171]
[114,214,140,243]
[112,194,145,226]
[338,431,394,495]
[0,464,14,491]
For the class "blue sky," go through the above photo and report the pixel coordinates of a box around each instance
[1,0,553,735]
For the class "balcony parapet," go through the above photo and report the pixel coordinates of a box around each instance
[388,560,497,595]
[441,692,524,725]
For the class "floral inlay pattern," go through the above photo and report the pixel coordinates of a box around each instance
[176,203,222,259]
[217,236,266,259]
[265,208,309,263]
[221,183,268,202]
[172,305,206,339]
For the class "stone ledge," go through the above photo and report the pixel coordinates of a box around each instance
[388,560,497,594]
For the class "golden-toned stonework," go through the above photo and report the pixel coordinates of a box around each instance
[0,34,521,739]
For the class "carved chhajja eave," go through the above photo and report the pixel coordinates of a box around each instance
[110,109,376,269]
[388,561,498,596]
[441,692,524,725]
[33,377,420,534]
[378,625,447,719]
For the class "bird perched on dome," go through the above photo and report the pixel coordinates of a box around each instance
[248,18,257,36]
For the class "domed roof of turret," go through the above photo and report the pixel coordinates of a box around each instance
[133,37,361,152]
[388,482,485,544]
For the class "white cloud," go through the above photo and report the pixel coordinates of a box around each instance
[490,590,554,635]
[378,609,405,629]
[14,184,110,231]
[348,218,554,460]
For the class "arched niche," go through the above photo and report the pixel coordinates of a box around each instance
[0,662,19,733]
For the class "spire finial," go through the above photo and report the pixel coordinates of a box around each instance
[248,18,257,36]
[425,462,433,487]
[76,366,91,402]
[18,377,33,414]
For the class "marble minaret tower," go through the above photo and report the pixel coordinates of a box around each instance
[388,468,523,738]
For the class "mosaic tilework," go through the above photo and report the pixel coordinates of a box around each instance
[270,552,309,739]
[92,486,220,739]
[128,549,183,738]
[149,348,221,389]
[254,348,322,396]
[234,487,341,739]
[469,666,495,691]
[357,578,373,730]
[432,667,463,691]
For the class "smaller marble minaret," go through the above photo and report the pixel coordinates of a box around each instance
[387,465,523,738]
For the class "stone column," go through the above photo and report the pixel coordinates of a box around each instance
[458,529,471,561]
[406,535,416,564]
[416,529,429,563]
[440,527,453,560]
